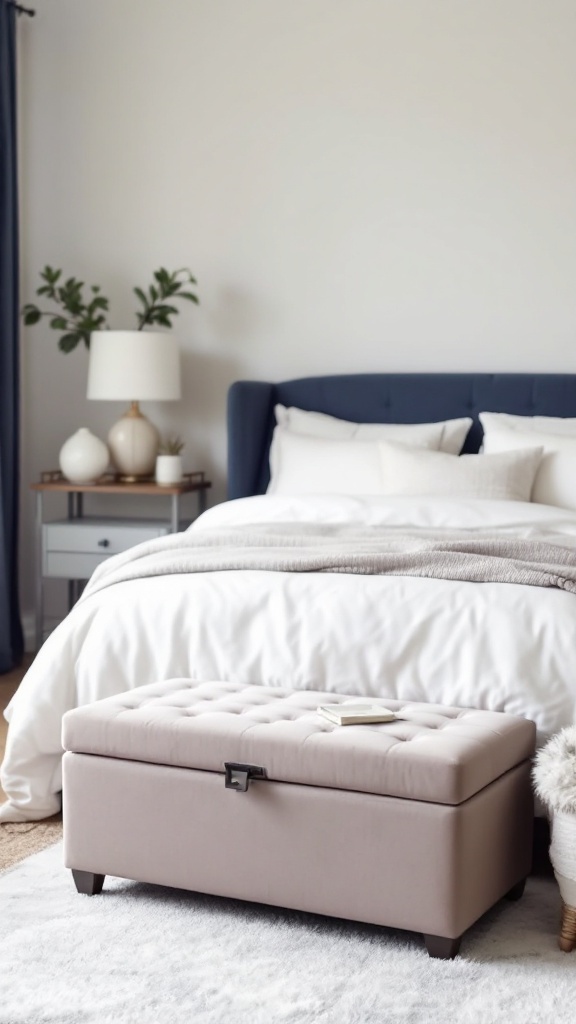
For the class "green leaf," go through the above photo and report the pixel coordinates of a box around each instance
[22,305,42,325]
[133,287,148,308]
[42,266,62,283]
[179,292,199,304]
[58,332,81,353]
[50,316,68,330]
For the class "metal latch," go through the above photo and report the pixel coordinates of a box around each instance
[224,762,267,792]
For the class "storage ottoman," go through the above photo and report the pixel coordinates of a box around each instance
[62,680,536,959]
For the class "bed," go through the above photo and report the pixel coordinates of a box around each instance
[3,371,576,823]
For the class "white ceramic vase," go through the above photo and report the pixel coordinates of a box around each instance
[59,428,109,485]
[155,454,183,487]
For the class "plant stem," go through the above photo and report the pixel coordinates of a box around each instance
[34,310,79,330]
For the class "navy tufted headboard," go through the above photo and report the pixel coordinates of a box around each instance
[227,373,576,499]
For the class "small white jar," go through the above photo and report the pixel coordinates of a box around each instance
[59,428,109,484]
[155,454,183,487]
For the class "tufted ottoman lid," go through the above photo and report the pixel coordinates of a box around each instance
[62,680,536,806]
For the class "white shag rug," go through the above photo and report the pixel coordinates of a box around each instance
[1,844,575,1024]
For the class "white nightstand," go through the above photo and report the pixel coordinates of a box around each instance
[31,471,212,650]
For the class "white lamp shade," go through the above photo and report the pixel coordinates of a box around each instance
[87,331,181,401]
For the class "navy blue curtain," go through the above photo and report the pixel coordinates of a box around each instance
[0,0,24,673]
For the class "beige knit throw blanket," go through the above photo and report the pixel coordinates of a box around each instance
[80,522,576,601]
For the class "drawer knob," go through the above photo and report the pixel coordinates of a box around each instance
[97,539,110,548]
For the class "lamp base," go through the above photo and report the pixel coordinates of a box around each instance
[116,473,154,484]
[108,402,159,479]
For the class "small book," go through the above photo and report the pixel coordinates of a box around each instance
[317,703,397,726]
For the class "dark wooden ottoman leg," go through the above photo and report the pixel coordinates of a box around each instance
[424,934,462,959]
[72,869,105,895]
[505,878,526,901]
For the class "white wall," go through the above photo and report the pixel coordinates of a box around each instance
[17,0,576,626]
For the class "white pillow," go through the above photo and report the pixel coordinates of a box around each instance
[377,441,542,502]
[268,429,432,496]
[480,411,576,437]
[480,418,576,510]
[274,405,472,454]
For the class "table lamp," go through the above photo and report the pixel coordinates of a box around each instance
[87,331,181,481]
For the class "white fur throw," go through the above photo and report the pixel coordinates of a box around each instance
[532,727,576,814]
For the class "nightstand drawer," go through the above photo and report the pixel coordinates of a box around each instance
[43,518,170,578]
[44,551,119,580]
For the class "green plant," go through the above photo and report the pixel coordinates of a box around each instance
[22,265,199,353]
[158,435,185,456]
[22,268,109,353]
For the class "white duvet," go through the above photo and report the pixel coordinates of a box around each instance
[2,494,576,822]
